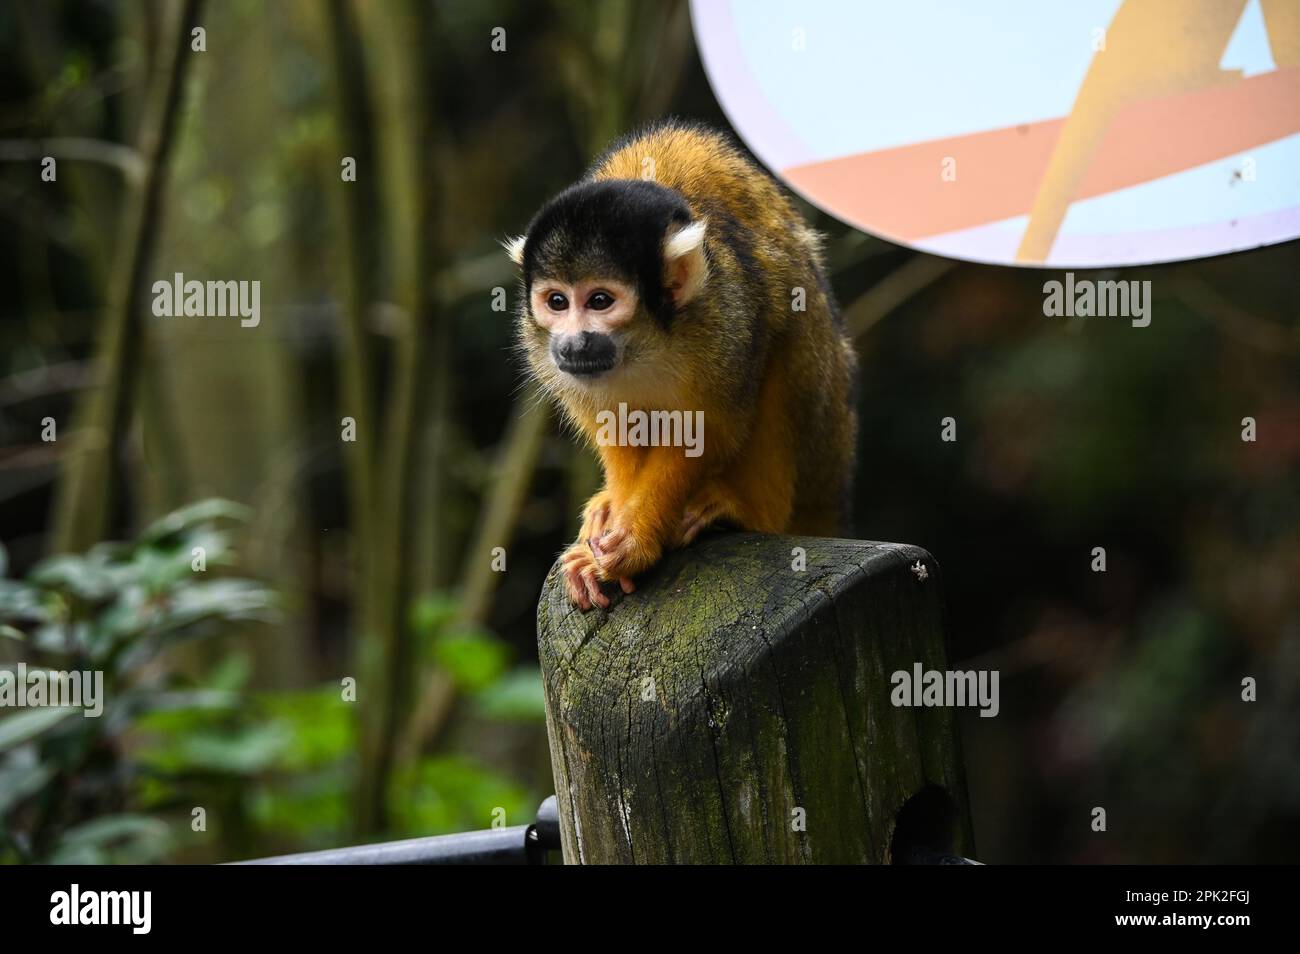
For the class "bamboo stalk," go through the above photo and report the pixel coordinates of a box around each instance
[49,0,205,553]
[322,0,380,543]
[350,0,443,834]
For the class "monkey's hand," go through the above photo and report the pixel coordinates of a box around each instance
[561,491,635,611]
[587,450,709,587]
[589,517,663,583]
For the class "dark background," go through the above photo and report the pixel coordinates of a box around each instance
[0,0,1296,864]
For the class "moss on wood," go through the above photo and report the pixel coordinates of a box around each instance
[537,532,975,864]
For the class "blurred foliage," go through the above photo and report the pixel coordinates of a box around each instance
[0,500,543,862]
[0,499,275,862]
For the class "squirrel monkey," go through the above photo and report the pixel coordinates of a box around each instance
[506,121,857,610]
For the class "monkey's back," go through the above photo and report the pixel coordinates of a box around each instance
[591,121,799,246]
[593,122,859,535]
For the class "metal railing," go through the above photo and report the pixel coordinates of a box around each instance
[234,793,978,865]
[234,796,561,865]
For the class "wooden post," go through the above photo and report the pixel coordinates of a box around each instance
[537,533,976,864]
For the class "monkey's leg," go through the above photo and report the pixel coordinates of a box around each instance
[676,450,795,546]
[675,356,797,546]
[676,484,743,547]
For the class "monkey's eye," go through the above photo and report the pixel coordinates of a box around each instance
[587,291,615,311]
[546,292,569,311]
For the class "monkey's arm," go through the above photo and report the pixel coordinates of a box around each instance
[557,454,696,612]
[589,445,707,583]
[558,446,700,610]
[585,357,800,588]
[593,421,799,579]
[678,360,799,542]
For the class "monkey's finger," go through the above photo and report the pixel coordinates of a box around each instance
[593,525,627,559]
[563,560,594,609]
[566,578,590,612]
[590,530,617,560]
[619,577,636,594]
[586,579,610,610]
[563,546,597,573]
[565,577,588,611]
[582,567,609,610]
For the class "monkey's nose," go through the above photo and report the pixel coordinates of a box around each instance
[551,331,617,377]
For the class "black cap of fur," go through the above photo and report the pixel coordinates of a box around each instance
[521,179,693,329]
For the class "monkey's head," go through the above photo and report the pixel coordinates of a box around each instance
[505,179,707,404]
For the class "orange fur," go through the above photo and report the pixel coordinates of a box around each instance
[516,122,858,609]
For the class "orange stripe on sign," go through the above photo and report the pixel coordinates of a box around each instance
[782,68,1300,242]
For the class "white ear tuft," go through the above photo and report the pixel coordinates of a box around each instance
[502,234,527,266]
[664,219,707,260]
[664,220,708,307]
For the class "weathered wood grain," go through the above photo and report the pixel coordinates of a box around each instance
[537,532,975,864]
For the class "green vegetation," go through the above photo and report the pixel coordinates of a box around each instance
[0,500,545,862]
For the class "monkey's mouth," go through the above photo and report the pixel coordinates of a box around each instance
[549,331,621,380]
[555,356,617,378]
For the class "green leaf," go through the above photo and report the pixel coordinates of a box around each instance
[474,667,546,722]
[206,652,252,692]
[248,765,351,840]
[0,580,45,622]
[111,580,277,671]
[258,686,355,770]
[0,707,78,752]
[57,814,167,845]
[139,498,251,545]
[390,755,534,838]
[127,529,234,595]
[29,552,120,603]
[409,592,459,637]
[157,579,278,632]
[30,621,91,656]
[0,625,25,642]
[47,814,171,865]
[139,722,290,775]
[0,747,54,816]
[120,688,241,720]
[431,629,510,692]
